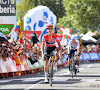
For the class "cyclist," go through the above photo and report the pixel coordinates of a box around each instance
[67,36,80,73]
[41,24,62,83]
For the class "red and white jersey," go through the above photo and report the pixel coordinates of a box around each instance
[42,33,60,47]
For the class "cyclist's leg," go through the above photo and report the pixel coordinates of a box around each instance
[68,50,76,71]
[74,51,79,72]
[44,47,50,82]
[68,50,72,71]
[44,46,56,82]
[53,52,59,71]
[52,46,58,71]
[44,59,49,82]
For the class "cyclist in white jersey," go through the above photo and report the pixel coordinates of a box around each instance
[67,36,80,73]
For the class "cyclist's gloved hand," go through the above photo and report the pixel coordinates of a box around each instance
[68,54,70,56]
[78,53,81,56]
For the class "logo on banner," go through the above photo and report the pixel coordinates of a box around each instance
[0,24,14,34]
[10,0,15,4]
[22,31,41,39]
[0,0,16,16]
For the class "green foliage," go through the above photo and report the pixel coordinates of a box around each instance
[16,0,65,21]
[16,0,36,19]
[57,0,100,34]
[37,0,65,19]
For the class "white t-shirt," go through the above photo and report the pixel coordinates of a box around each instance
[0,32,7,39]
[68,40,80,50]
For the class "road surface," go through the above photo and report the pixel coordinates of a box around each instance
[0,61,100,90]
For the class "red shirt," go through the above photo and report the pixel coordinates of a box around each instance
[42,33,60,47]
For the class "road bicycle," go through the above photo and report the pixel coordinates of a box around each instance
[70,53,78,78]
[45,50,57,86]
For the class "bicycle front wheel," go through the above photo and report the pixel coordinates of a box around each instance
[71,60,75,78]
[49,60,53,86]
[71,61,74,78]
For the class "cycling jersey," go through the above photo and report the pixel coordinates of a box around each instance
[68,40,80,50]
[42,33,60,47]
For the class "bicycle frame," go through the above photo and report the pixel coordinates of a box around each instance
[71,54,77,78]
[48,56,53,86]
[45,50,57,86]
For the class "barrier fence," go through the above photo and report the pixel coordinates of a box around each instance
[0,52,100,79]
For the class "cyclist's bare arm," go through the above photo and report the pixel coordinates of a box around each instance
[41,43,45,59]
[57,42,62,59]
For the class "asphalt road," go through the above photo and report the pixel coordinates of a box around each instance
[0,61,100,90]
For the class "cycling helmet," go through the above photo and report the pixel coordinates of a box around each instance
[76,36,81,40]
[46,24,53,29]
[71,35,76,41]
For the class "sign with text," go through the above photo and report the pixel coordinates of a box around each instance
[83,53,91,60]
[0,24,14,34]
[0,0,17,40]
[22,31,41,40]
[89,53,99,60]
[79,54,84,61]
[0,0,16,16]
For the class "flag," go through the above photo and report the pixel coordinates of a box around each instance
[58,25,72,40]
[15,18,23,43]
[14,18,21,35]
[14,25,20,35]
[19,32,23,43]
[56,32,63,41]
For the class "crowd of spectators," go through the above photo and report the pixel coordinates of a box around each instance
[0,33,100,66]
[0,34,42,66]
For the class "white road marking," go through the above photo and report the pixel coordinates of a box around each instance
[87,64,91,68]
[53,79,68,81]
[21,79,40,82]
[24,81,43,90]
[80,79,96,82]
[0,80,13,83]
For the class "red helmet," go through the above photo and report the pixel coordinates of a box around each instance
[46,24,53,29]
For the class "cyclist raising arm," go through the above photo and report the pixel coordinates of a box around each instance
[67,36,80,73]
[41,24,62,83]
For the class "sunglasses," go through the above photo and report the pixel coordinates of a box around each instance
[47,27,53,29]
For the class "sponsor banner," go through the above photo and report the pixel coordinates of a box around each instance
[22,31,41,40]
[98,53,100,58]
[79,54,84,61]
[89,53,99,60]
[62,54,67,63]
[0,24,14,34]
[82,53,91,60]
[0,0,17,40]
[0,0,16,16]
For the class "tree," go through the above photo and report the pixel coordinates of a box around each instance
[16,0,65,22]
[37,0,65,19]
[57,0,100,34]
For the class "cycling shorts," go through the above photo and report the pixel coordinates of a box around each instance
[68,49,77,59]
[44,46,56,60]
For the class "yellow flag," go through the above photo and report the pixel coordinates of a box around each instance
[17,18,21,32]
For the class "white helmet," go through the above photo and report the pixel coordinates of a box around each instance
[71,35,76,41]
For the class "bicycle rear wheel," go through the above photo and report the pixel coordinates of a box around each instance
[71,60,75,78]
[49,60,53,86]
